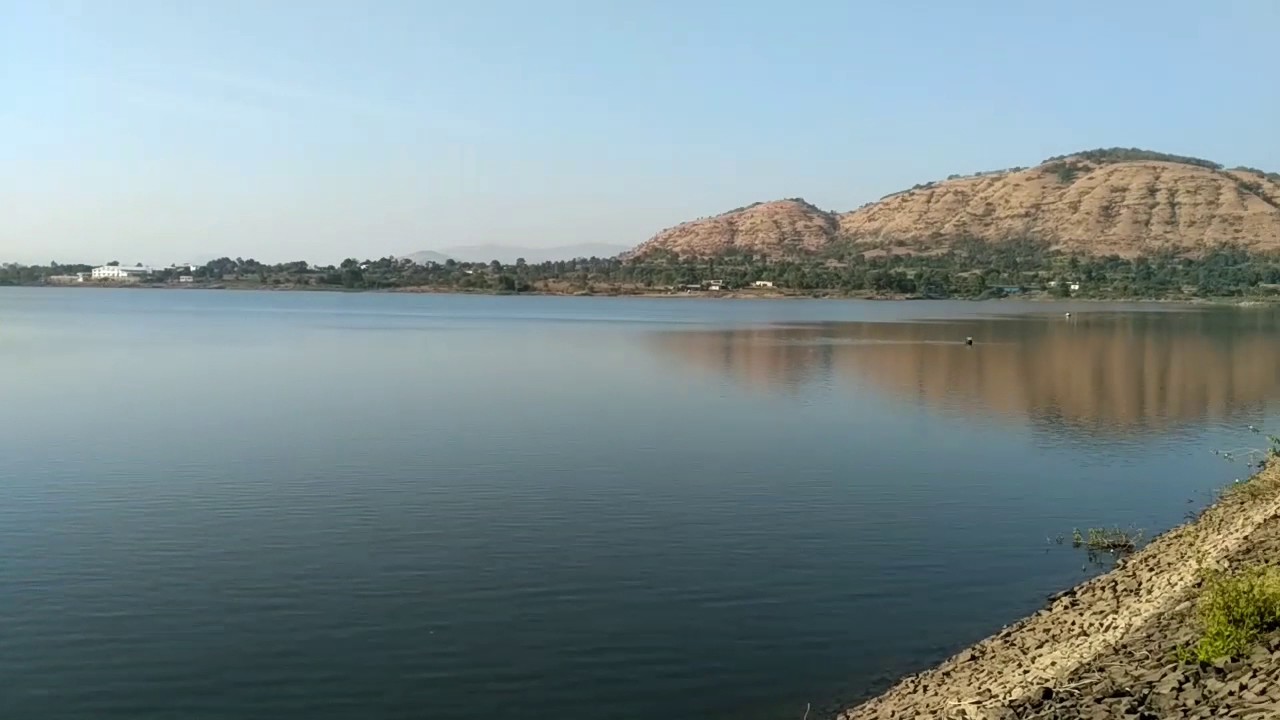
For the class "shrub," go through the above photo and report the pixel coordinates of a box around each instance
[1043,160,1082,184]
[1232,166,1280,183]
[1071,526,1143,553]
[1042,147,1222,170]
[1189,566,1280,662]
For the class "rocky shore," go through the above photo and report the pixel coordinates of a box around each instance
[835,459,1280,720]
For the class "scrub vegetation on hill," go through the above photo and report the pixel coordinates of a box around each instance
[1041,147,1225,170]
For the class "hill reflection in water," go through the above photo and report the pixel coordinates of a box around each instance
[651,309,1280,437]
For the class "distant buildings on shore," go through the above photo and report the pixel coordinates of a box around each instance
[92,265,152,280]
[672,279,776,293]
[48,264,198,285]
[1047,280,1083,292]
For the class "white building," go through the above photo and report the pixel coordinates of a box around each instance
[91,265,152,280]
[752,280,775,288]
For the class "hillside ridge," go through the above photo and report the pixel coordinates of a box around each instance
[630,149,1280,259]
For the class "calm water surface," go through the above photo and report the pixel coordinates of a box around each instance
[2,288,1278,720]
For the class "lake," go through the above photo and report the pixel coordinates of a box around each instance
[2,288,1278,720]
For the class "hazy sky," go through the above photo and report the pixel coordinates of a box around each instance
[4,0,1279,265]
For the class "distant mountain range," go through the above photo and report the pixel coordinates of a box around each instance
[401,243,628,265]
[400,250,453,264]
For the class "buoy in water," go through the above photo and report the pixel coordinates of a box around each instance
[965,336,974,346]
[1065,312,1072,318]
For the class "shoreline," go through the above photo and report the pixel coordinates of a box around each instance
[834,457,1280,719]
[6,282,1276,306]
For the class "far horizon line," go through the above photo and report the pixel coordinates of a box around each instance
[5,243,634,268]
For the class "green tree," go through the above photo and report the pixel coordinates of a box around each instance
[341,267,364,288]
[964,273,988,296]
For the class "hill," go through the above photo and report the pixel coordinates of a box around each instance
[628,149,1280,259]
[627,199,839,259]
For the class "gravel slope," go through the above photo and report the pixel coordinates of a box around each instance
[835,460,1280,720]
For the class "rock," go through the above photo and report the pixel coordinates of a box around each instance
[1154,673,1183,694]
[1139,669,1165,684]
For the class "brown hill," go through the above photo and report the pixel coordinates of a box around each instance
[629,150,1280,258]
[627,199,838,259]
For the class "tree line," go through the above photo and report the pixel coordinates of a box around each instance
[4,242,1280,299]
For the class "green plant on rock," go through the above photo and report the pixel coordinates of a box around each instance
[1172,644,1197,664]
[1071,526,1142,553]
[1189,565,1280,663]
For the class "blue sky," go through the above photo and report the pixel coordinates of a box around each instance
[4,0,1279,264]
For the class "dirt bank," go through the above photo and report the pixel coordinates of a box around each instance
[836,459,1280,720]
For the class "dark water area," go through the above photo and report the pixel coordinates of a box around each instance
[2,288,1278,720]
